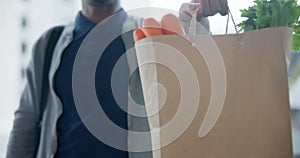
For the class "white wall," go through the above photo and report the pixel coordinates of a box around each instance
[0,1,22,157]
[0,0,22,135]
[0,0,80,156]
[122,0,151,10]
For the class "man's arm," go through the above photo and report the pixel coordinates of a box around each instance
[6,31,51,158]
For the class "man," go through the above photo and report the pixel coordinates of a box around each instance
[6,0,228,157]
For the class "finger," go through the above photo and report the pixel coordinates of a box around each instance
[219,0,229,15]
[179,3,193,22]
[133,28,146,42]
[161,13,185,35]
[200,0,212,17]
[179,3,202,22]
[208,0,221,16]
[195,4,203,21]
[142,18,164,36]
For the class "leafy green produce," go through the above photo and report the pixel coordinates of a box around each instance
[238,0,300,51]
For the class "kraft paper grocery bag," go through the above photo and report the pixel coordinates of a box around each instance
[134,27,293,158]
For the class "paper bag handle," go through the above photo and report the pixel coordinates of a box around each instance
[187,7,244,44]
[225,9,243,44]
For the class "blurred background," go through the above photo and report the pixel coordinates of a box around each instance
[0,0,299,157]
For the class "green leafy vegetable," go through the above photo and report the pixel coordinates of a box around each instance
[238,0,300,51]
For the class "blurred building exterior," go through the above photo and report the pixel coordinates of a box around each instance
[0,0,22,156]
[0,0,80,156]
[0,0,150,157]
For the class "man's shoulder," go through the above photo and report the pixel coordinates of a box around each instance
[31,23,74,62]
[125,15,143,24]
[38,22,74,43]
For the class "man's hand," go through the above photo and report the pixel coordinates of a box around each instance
[179,0,229,22]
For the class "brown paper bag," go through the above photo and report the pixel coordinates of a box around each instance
[135,27,293,158]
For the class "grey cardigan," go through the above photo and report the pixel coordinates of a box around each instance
[6,14,209,158]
